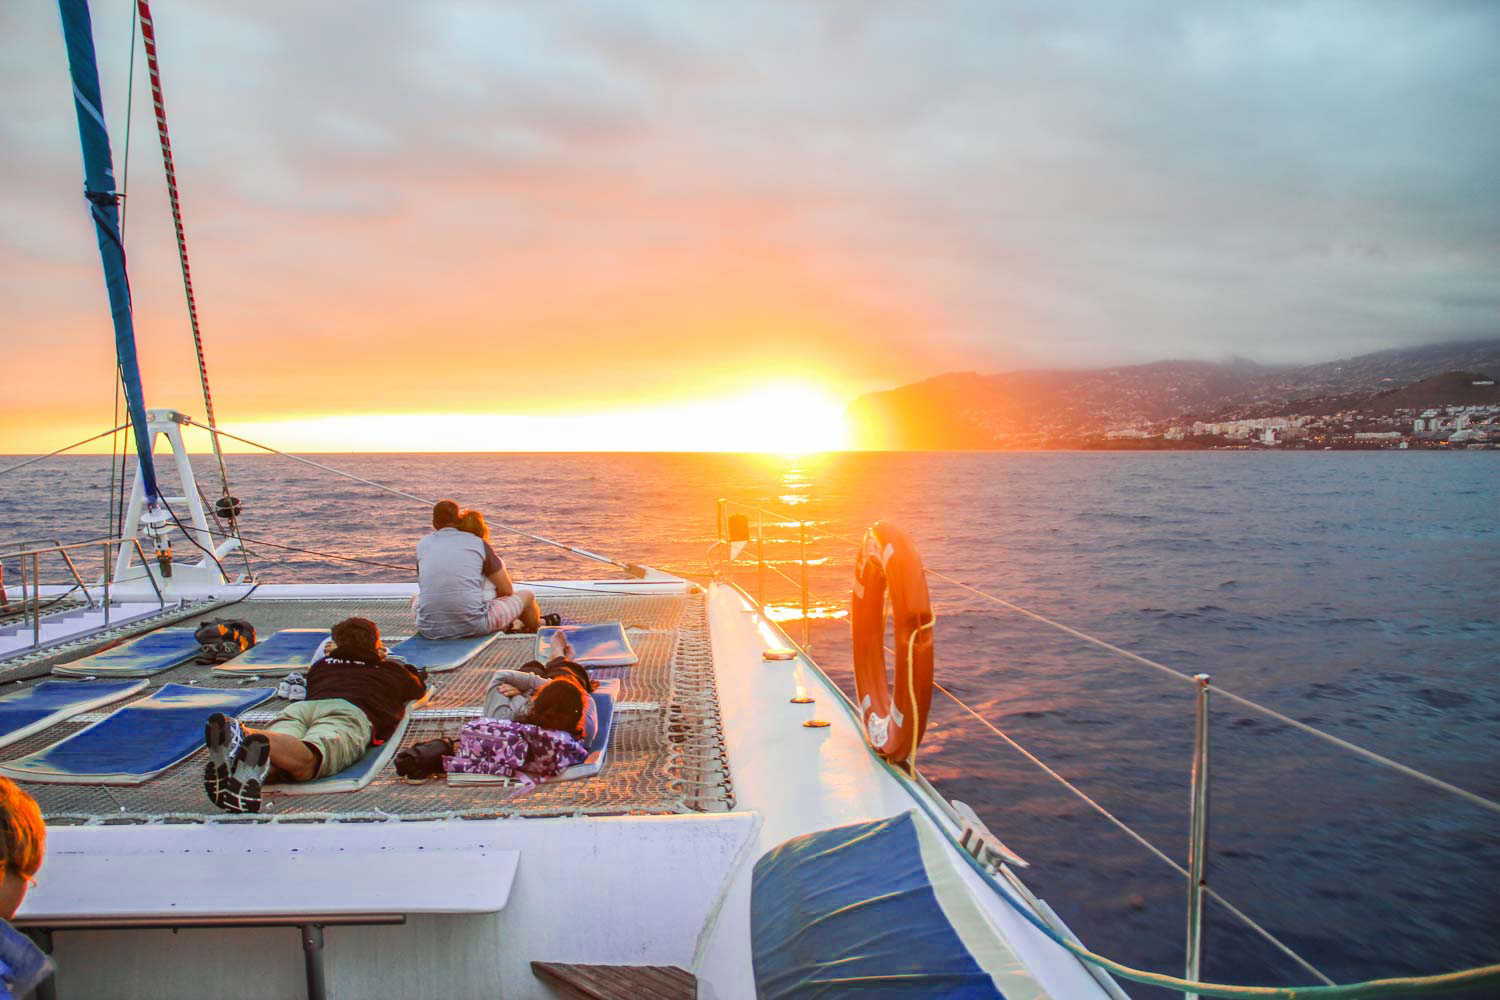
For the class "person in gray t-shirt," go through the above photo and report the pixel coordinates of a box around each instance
[415,502,541,639]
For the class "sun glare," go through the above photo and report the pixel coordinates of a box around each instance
[222,382,853,453]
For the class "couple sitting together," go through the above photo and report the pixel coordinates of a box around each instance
[416,499,562,638]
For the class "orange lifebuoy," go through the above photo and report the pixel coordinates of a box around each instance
[851,522,934,768]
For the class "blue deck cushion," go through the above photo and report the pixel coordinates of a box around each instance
[52,628,202,678]
[0,684,274,785]
[534,623,637,667]
[752,812,1020,998]
[211,628,331,676]
[388,633,500,673]
[556,680,617,780]
[0,680,148,749]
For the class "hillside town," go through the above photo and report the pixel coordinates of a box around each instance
[1100,375,1500,449]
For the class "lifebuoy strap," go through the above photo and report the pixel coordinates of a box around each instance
[901,618,935,770]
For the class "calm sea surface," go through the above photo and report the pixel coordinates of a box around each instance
[2,450,1497,996]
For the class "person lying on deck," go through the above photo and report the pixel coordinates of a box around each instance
[414,500,551,638]
[483,632,598,742]
[204,617,427,814]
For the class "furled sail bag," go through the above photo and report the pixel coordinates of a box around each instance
[193,619,257,664]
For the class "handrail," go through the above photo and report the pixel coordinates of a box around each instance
[713,498,815,649]
[1,535,168,650]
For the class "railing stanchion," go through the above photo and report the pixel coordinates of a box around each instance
[132,539,166,609]
[103,541,112,627]
[56,542,94,609]
[714,498,727,580]
[800,520,810,650]
[16,554,28,638]
[31,552,42,646]
[756,511,765,610]
[1185,673,1212,999]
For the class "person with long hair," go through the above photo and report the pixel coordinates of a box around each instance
[414,501,546,637]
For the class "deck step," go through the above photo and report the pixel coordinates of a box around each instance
[530,961,696,999]
[0,602,166,660]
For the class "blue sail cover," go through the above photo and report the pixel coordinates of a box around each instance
[752,812,1010,998]
[57,0,159,504]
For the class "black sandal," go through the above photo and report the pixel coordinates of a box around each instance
[539,613,562,628]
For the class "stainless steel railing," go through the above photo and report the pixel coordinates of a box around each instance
[711,498,816,651]
[1,536,166,649]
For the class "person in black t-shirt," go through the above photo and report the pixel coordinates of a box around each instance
[204,616,426,813]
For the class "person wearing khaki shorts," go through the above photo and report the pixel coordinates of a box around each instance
[205,616,427,813]
[265,699,373,779]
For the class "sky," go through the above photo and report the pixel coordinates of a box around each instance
[3,1,1498,452]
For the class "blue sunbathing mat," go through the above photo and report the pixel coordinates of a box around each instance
[446,679,619,786]
[211,629,331,676]
[534,623,637,667]
[273,689,432,796]
[0,680,149,750]
[389,633,500,673]
[0,683,274,785]
[52,628,202,678]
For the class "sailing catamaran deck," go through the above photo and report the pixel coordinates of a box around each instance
[6,589,733,824]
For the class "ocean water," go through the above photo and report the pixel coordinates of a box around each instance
[2,449,1497,996]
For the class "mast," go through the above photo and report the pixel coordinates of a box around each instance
[56,0,160,506]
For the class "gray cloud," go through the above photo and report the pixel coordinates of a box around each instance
[5,0,1498,396]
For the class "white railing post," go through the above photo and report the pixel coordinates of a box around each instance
[756,510,765,610]
[800,520,810,650]
[30,551,41,645]
[1185,672,1212,999]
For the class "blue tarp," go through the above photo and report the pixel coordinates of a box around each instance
[57,0,159,502]
[751,813,1004,998]
[0,683,272,784]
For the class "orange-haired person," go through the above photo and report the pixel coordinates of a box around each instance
[0,777,52,998]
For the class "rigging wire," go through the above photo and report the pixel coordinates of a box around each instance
[0,425,130,479]
[118,0,138,238]
[180,418,644,576]
[930,676,1336,986]
[230,533,416,574]
[107,366,123,540]
[919,565,1500,819]
[809,521,1500,815]
[132,0,252,583]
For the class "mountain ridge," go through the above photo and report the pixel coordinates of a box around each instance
[848,338,1500,448]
